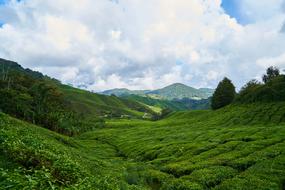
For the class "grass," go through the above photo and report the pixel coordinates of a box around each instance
[60,84,153,118]
[1,102,285,189]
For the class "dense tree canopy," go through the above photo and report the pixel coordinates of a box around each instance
[211,77,236,110]
[262,66,280,83]
[235,66,285,103]
[0,60,104,135]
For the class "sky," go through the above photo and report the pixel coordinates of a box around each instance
[0,0,285,91]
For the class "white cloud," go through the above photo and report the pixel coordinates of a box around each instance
[0,0,284,91]
[257,53,285,68]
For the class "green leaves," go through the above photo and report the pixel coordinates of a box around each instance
[211,77,236,110]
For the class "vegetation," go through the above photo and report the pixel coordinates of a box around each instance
[122,94,211,112]
[102,83,214,100]
[61,85,155,119]
[236,70,285,104]
[0,58,154,135]
[146,83,213,100]
[101,88,150,96]
[262,66,280,83]
[211,77,236,110]
[1,61,285,189]
[1,102,285,189]
[0,59,83,135]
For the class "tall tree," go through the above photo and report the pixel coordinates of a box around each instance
[211,77,236,110]
[262,66,280,83]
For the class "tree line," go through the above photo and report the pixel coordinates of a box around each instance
[211,66,285,110]
[0,60,104,135]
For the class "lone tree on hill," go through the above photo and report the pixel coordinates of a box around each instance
[211,77,236,110]
[262,66,280,83]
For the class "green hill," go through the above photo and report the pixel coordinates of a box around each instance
[1,59,285,189]
[122,94,211,111]
[1,102,285,189]
[101,88,150,96]
[0,58,154,119]
[60,85,154,118]
[101,83,214,100]
[149,83,214,100]
[0,58,155,135]
[101,83,213,112]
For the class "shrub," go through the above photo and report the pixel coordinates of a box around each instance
[262,66,280,83]
[161,179,203,190]
[236,75,285,103]
[211,77,236,110]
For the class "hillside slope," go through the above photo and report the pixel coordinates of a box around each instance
[0,58,154,120]
[122,94,211,111]
[101,83,214,100]
[102,83,213,112]
[101,88,150,96]
[61,85,154,118]
[85,103,285,189]
[149,83,213,100]
[0,113,139,189]
[1,103,285,189]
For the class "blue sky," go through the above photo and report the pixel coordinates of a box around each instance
[0,0,6,5]
[0,0,4,27]
[221,0,244,24]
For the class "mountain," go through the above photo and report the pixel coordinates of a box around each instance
[101,88,150,96]
[148,83,214,100]
[122,94,211,111]
[101,83,214,100]
[101,83,214,112]
[198,87,215,98]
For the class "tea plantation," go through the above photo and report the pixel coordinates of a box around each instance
[1,102,285,189]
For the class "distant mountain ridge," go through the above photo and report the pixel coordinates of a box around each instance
[102,88,150,96]
[101,83,214,100]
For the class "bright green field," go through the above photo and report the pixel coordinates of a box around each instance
[1,103,285,189]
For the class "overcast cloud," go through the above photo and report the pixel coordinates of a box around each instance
[0,0,285,91]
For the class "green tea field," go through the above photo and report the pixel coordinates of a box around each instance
[1,103,285,189]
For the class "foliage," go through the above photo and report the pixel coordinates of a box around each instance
[0,113,90,189]
[122,94,211,112]
[102,83,214,100]
[152,108,173,120]
[0,58,157,135]
[60,84,155,119]
[1,101,285,189]
[0,59,109,136]
[149,83,214,100]
[81,103,285,189]
[236,75,285,103]
[1,60,285,189]
[211,77,236,110]
[262,66,280,83]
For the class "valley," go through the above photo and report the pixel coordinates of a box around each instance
[0,59,285,189]
[1,103,285,189]
[1,1,284,189]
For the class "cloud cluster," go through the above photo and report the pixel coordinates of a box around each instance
[0,0,285,91]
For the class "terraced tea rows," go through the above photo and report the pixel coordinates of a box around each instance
[1,103,285,189]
